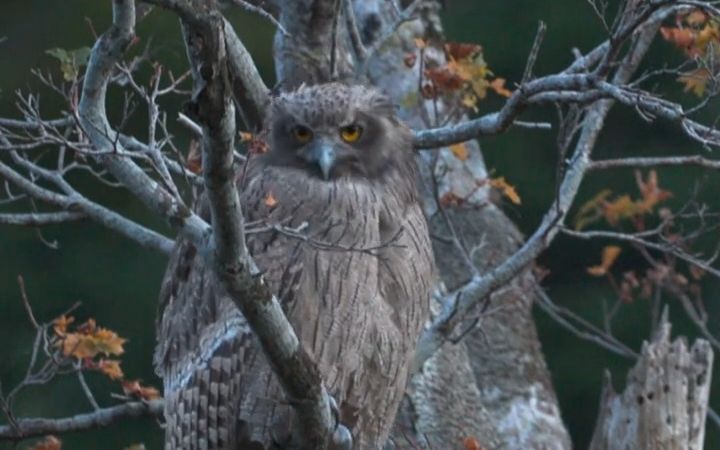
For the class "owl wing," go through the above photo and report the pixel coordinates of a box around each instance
[155,164,311,450]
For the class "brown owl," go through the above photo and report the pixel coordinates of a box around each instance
[155,83,434,449]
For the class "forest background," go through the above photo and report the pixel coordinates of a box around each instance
[0,0,718,448]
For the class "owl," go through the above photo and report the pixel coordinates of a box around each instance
[155,83,434,450]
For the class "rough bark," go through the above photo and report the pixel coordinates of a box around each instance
[589,322,713,450]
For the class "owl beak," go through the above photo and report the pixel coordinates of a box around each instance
[309,143,335,180]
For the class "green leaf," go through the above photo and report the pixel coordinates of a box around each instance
[45,46,91,81]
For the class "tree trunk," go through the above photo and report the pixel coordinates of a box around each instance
[355,3,571,450]
[589,321,713,450]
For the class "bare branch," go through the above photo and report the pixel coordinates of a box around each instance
[0,211,87,226]
[535,287,638,359]
[0,400,163,440]
[413,73,597,148]
[176,112,203,137]
[17,276,40,331]
[590,155,720,171]
[226,0,288,36]
[521,21,547,84]
[222,17,271,129]
[78,0,211,247]
[0,158,174,254]
[561,228,720,280]
[413,3,719,150]
[143,0,271,128]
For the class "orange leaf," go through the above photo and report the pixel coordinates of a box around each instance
[186,139,202,174]
[122,380,161,401]
[439,192,464,208]
[463,436,484,450]
[678,68,711,97]
[689,265,705,280]
[52,315,74,337]
[449,143,469,161]
[59,323,126,359]
[29,436,62,450]
[98,359,124,380]
[587,245,622,277]
[75,318,97,335]
[141,386,161,400]
[238,131,253,142]
[696,22,720,50]
[425,67,465,92]
[660,26,695,48]
[445,42,482,60]
[635,170,672,212]
[574,189,612,230]
[413,38,427,50]
[264,192,278,208]
[602,195,640,226]
[489,177,521,205]
[60,333,96,359]
[93,328,126,355]
[248,136,270,155]
[489,77,512,98]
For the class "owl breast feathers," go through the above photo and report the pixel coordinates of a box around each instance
[155,83,434,450]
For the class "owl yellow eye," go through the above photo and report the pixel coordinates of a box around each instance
[292,126,313,144]
[340,124,363,143]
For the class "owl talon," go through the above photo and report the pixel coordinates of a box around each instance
[330,423,353,450]
[327,396,353,450]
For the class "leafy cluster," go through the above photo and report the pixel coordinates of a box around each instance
[578,170,708,309]
[661,9,720,96]
[12,312,159,450]
[574,170,672,231]
[414,41,511,111]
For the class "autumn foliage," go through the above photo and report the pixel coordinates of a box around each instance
[13,312,160,450]
[661,9,720,96]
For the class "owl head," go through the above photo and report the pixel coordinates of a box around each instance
[263,83,413,181]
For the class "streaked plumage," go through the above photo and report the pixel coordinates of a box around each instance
[155,83,434,449]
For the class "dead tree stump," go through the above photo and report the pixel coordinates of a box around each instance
[589,322,713,450]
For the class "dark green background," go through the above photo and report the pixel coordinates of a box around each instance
[1,1,718,449]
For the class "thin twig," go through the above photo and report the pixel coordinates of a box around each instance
[521,21,547,84]
[227,0,288,36]
[17,275,40,330]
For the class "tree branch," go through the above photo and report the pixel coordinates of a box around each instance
[78,0,211,247]
[143,0,271,126]
[589,155,720,171]
[413,73,720,151]
[414,6,664,369]
[0,400,163,440]
[412,3,719,151]
[0,158,174,254]
[0,211,87,226]
[222,17,270,130]
[412,73,596,148]
[179,2,341,448]
[561,227,720,280]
